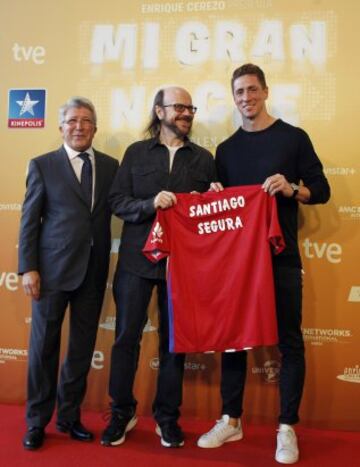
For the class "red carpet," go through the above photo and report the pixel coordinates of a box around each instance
[0,404,358,467]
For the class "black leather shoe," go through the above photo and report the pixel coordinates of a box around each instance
[56,420,94,442]
[23,427,45,450]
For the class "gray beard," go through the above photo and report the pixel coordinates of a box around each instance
[162,118,192,138]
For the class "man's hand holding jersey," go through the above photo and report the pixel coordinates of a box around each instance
[154,191,177,209]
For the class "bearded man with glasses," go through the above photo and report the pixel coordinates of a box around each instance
[102,86,217,448]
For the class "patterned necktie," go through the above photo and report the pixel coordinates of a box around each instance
[78,152,93,208]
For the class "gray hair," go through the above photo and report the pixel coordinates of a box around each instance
[58,96,97,126]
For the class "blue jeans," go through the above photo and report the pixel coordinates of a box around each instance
[221,266,305,425]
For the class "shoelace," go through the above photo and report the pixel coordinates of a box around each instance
[102,407,128,429]
[161,422,182,436]
[203,419,230,438]
[102,406,113,423]
[277,429,295,447]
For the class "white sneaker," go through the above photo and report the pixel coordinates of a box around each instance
[197,415,243,448]
[275,424,299,464]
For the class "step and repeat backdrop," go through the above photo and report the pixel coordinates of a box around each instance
[0,0,359,430]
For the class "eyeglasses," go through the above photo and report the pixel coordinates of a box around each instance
[162,103,197,114]
[63,118,95,127]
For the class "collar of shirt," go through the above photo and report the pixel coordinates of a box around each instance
[148,136,193,152]
[63,142,95,162]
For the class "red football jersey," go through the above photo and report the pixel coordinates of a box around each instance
[143,185,285,353]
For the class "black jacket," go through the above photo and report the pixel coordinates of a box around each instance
[109,137,217,279]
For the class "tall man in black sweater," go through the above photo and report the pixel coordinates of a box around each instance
[197,64,330,464]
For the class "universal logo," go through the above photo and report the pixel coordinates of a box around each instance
[336,365,360,384]
[302,328,352,346]
[252,359,281,384]
[0,348,28,364]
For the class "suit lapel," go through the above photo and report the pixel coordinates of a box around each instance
[54,146,89,208]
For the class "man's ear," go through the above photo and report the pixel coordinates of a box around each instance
[155,105,164,121]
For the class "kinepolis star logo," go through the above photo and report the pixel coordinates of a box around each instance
[8,89,46,128]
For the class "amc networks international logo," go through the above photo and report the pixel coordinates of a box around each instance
[336,365,360,384]
[0,348,28,364]
[338,206,360,220]
[302,328,352,346]
[252,359,281,384]
[8,89,46,128]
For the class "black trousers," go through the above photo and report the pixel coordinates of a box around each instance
[221,266,305,425]
[26,252,105,428]
[109,267,185,424]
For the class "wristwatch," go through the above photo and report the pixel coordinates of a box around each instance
[290,183,300,198]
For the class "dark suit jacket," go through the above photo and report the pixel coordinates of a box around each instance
[18,146,118,291]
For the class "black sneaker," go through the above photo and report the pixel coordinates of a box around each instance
[155,421,185,448]
[101,413,137,446]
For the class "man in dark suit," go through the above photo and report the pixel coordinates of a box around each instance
[18,97,118,450]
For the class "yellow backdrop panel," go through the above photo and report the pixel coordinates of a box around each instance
[0,0,359,430]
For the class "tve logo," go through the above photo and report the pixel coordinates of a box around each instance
[0,272,19,291]
[12,43,46,64]
[302,238,342,264]
[91,351,104,370]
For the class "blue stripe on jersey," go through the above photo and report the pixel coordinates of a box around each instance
[167,270,175,352]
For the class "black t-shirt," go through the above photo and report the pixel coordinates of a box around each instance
[216,119,330,267]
